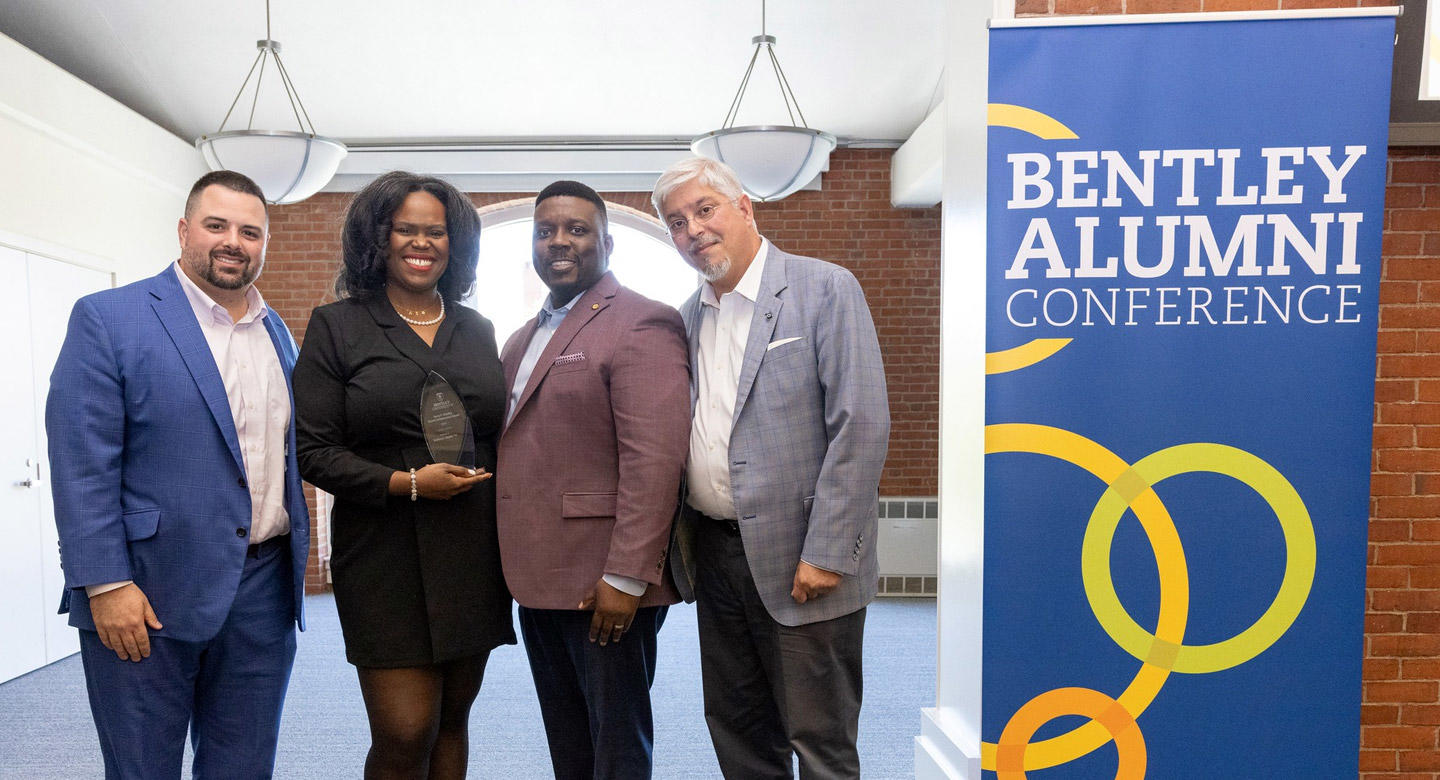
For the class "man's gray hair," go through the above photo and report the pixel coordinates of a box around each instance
[651,157,747,218]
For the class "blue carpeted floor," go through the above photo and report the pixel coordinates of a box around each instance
[0,594,935,778]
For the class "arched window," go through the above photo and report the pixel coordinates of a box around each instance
[468,200,698,346]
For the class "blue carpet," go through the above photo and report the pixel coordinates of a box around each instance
[0,595,935,778]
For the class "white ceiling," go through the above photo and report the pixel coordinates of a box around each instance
[0,0,944,148]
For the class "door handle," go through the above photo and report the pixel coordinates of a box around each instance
[15,458,38,488]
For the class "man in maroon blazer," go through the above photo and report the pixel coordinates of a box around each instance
[497,180,691,779]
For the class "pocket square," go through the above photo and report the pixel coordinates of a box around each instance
[766,337,802,351]
[553,352,586,366]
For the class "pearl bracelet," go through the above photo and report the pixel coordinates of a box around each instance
[409,468,418,502]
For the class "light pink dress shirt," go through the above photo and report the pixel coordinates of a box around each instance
[87,264,290,597]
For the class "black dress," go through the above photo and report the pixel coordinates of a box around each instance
[294,296,515,667]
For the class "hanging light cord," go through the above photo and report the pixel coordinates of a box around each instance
[213,0,319,136]
[721,0,811,130]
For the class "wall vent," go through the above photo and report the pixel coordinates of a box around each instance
[878,575,938,597]
[875,497,938,598]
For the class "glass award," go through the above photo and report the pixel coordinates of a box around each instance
[420,371,475,468]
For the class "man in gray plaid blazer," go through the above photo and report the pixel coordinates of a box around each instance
[654,157,889,779]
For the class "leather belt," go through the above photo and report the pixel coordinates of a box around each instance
[247,534,288,559]
[695,509,741,536]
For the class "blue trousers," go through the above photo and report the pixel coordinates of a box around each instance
[78,541,296,780]
[519,604,667,780]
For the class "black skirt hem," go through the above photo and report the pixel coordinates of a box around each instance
[345,630,518,669]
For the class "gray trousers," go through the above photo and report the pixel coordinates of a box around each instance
[694,518,866,780]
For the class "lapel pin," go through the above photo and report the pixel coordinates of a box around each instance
[765,311,773,321]
[592,303,600,310]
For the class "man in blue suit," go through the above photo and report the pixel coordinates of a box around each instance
[654,157,889,779]
[47,170,309,779]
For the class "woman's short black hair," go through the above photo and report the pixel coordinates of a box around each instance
[336,171,480,302]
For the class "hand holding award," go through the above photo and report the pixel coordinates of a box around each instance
[412,370,490,499]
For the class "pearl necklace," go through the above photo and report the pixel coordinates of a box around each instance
[395,295,445,326]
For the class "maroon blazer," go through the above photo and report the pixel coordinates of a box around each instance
[497,272,690,610]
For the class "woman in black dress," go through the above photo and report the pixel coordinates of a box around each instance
[294,171,514,779]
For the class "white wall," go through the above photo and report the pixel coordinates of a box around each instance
[0,31,206,281]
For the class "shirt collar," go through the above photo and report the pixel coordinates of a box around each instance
[537,289,586,326]
[173,261,268,325]
[700,237,769,310]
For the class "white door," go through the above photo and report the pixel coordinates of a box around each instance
[28,253,110,663]
[0,245,45,683]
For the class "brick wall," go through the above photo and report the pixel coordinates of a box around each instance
[259,150,942,594]
[1016,2,1436,777]
[1369,148,1440,777]
[757,151,942,493]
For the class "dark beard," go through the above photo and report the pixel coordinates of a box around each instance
[197,250,258,290]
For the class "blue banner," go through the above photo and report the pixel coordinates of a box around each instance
[983,14,1393,778]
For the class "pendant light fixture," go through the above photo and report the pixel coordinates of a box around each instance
[691,0,836,202]
[194,0,346,205]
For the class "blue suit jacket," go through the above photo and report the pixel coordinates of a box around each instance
[674,245,890,626]
[46,266,309,643]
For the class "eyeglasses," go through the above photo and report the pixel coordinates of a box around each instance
[665,199,733,237]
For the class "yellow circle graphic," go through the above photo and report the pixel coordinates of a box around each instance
[985,338,1073,375]
[981,423,1315,773]
[1081,443,1315,674]
[984,424,1185,770]
[987,103,1081,140]
[994,687,1147,780]
[983,103,1076,376]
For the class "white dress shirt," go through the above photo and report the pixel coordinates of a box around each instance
[87,263,291,597]
[686,239,769,521]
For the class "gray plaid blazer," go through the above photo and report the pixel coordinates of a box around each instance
[670,244,890,626]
